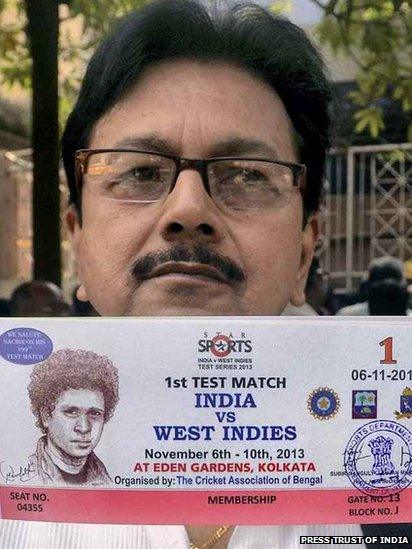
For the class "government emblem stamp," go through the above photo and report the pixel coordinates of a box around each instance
[308,387,340,420]
[394,387,412,420]
[344,420,412,497]
[352,390,377,419]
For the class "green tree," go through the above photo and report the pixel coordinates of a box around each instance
[0,0,150,285]
[310,0,412,139]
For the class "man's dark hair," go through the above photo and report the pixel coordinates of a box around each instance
[368,256,405,284]
[0,298,10,316]
[368,279,408,315]
[28,349,119,432]
[9,280,70,317]
[62,0,331,216]
[305,256,322,292]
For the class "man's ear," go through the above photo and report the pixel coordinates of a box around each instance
[66,205,89,303]
[290,214,319,307]
[66,204,81,237]
[76,285,89,302]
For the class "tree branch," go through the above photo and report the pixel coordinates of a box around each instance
[308,0,328,11]
[336,20,370,72]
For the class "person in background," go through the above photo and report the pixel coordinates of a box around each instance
[368,278,409,316]
[9,280,71,317]
[337,257,407,316]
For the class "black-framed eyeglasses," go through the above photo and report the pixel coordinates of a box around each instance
[75,149,306,212]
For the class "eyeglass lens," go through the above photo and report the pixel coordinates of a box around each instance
[83,151,297,210]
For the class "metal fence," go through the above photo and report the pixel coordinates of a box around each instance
[320,143,412,291]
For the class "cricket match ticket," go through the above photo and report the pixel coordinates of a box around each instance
[0,317,411,525]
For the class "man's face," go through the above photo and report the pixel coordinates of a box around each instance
[43,388,105,459]
[69,60,317,316]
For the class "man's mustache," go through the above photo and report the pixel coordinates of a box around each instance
[131,244,245,283]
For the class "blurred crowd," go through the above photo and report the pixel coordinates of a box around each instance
[285,256,412,317]
[0,256,411,318]
[0,280,96,317]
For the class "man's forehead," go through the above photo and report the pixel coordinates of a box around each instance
[88,59,297,161]
[119,58,272,98]
[57,388,104,408]
[108,133,281,159]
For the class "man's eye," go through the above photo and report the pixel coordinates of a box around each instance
[220,169,281,195]
[64,409,79,417]
[220,168,267,186]
[238,169,264,183]
[120,166,160,183]
[101,163,171,202]
[89,410,103,418]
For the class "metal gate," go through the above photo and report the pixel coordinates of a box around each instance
[320,143,412,291]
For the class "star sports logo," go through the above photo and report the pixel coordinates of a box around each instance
[198,332,252,357]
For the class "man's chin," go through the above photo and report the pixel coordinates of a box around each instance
[125,295,243,317]
[69,449,93,459]
[127,304,236,317]
[125,285,245,316]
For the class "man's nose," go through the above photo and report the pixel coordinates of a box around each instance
[159,170,224,243]
[74,414,92,434]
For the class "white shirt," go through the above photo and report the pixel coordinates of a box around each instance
[0,522,366,548]
[336,303,369,316]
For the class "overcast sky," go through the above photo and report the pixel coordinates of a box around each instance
[257,0,323,26]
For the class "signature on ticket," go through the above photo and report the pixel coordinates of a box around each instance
[0,461,36,483]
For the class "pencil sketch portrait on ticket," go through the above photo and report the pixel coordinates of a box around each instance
[27,348,119,486]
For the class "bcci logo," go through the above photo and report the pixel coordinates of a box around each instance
[198,332,252,357]
[308,387,340,420]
